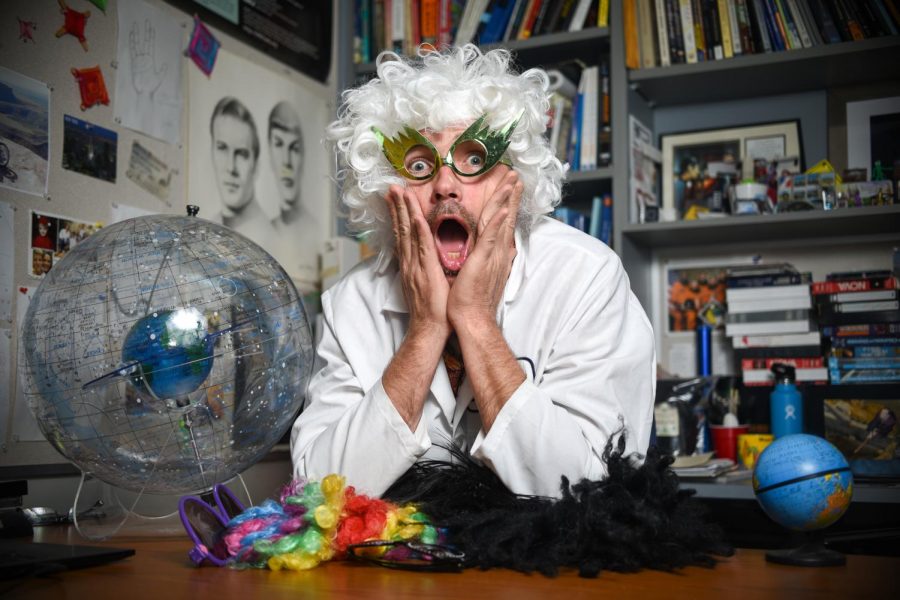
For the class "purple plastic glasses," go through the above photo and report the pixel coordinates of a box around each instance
[178,483,246,566]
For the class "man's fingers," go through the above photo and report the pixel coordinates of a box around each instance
[478,170,520,236]
[387,186,411,261]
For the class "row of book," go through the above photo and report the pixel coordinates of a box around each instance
[352,0,610,64]
[723,263,900,385]
[547,63,612,171]
[552,194,614,245]
[624,0,900,70]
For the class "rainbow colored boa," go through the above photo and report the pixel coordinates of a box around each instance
[218,475,439,570]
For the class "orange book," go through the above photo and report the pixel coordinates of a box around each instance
[623,0,639,69]
[420,0,439,45]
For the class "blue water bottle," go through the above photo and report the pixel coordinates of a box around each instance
[770,363,803,438]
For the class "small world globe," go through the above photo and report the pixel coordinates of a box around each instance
[20,212,314,495]
[752,434,853,532]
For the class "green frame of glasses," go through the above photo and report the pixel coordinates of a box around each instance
[373,113,520,181]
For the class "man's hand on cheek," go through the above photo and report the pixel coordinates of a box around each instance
[447,171,523,329]
[387,185,451,340]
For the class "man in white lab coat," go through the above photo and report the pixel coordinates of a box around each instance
[291,45,655,497]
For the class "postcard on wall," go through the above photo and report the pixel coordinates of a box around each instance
[0,65,50,197]
[188,47,331,284]
[126,140,174,202]
[62,115,118,183]
[28,210,102,278]
[115,0,185,144]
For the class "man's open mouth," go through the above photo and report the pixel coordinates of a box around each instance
[433,216,471,273]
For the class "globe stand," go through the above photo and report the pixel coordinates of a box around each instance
[765,531,846,567]
[71,471,251,541]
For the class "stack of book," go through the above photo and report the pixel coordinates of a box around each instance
[815,270,900,384]
[724,264,825,386]
[552,193,613,244]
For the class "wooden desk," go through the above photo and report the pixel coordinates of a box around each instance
[8,527,898,600]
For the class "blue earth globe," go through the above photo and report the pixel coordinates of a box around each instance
[20,212,314,495]
[752,434,853,532]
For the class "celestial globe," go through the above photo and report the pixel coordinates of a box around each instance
[20,210,314,496]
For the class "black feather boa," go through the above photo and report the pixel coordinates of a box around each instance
[382,436,734,577]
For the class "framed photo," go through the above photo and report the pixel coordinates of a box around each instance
[806,385,900,482]
[846,95,900,180]
[651,256,756,378]
[661,121,802,219]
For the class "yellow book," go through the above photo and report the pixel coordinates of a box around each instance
[717,0,734,59]
[599,0,610,27]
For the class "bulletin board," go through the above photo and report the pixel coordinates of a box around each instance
[0,0,336,473]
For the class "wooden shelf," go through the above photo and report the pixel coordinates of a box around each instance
[620,204,900,248]
[629,37,900,107]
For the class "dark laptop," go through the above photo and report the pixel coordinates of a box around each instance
[0,539,135,580]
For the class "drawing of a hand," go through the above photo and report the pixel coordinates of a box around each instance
[130,20,167,97]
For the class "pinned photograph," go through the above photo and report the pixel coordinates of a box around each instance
[62,114,117,182]
[29,210,101,278]
[0,65,50,197]
[125,140,173,202]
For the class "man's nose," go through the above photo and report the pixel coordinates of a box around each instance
[431,164,460,203]
[227,153,239,174]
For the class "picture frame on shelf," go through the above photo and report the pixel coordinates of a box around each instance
[661,121,803,221]
[846,95,900,181]
[650,256,756,379]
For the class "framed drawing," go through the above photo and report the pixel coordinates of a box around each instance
[661,121,802,219]
[846,95,900,180]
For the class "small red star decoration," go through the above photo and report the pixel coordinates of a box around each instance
[71,66,109,110]
[55,0,90,52]
[18,18,37,43]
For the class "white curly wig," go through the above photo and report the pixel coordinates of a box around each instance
[327,44,566,257]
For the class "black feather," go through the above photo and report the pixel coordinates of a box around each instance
[382,435,734,578]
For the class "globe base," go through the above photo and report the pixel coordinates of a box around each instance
[765,536,846,567]
[71,471,250,541]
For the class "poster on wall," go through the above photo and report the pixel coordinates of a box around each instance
[28,210,102,279]
[115,0,185,144]
[164,0,332,83]
[0,65,50,197]
[188,47,330,285]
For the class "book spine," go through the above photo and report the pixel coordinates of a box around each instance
[871,0,900,35]
[817,309,900,327]
[817,300,900,314]
[808,0,843,42]
[718,0,735,56]
[835,0,866,39]
[829,356,900,370]
[668,0,687,63]
[680,0,699,62]
[818,290,899,303]
[735,345,824,358]
[741,356,824,369]
[727,0,743,54]
[656,0,673,65]
[638,0,659,68]
[726,273,810,287]
[830,335,900,351]
[568,0,595,32]
[599,0,611,26]
[599,194,613,245]
[735,0,756,52]
[624,0,642,68]
[821,323,900,337]
[749,0,773,52]
[691,0,708,59]
[703,0,724,58]
[785,0,814,46]
[773,0,801,48]
[795,0,824,44]
[830,345,900,357]
[811,277,898,295]
[830,369,900,383]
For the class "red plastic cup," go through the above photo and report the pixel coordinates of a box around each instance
[710,425,750,462]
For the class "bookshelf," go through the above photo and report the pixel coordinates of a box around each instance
[336,1,900,314]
